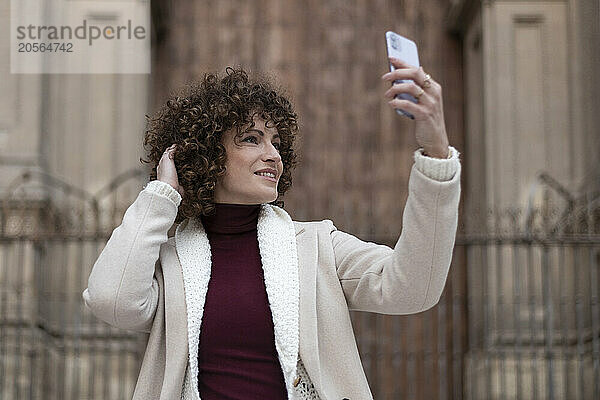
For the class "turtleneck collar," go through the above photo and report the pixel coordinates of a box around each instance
[200,203,261,234]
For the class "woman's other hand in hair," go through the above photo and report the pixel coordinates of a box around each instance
[157,144,185,198]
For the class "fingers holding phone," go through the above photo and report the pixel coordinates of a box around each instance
[382,32,449,157]
[384,31,421,119]
[382,59,438,115]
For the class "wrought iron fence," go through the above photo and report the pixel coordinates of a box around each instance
[0,168,598,399]
[455,173,600,400]
[0,169,148,400]
[347,171,600,400]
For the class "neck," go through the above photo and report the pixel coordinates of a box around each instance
[200,203,261,234]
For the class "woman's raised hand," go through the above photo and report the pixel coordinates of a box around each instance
[157,144,185,198]
[381,57,450,158]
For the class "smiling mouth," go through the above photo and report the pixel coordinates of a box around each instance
[254,173,277,182]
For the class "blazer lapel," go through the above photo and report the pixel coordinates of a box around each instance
[256,204,300,397]
[294,224,324,394]
[175,204,300,399]
[175,217,212,399]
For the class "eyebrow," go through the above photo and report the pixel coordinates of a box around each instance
[247,129,280,140]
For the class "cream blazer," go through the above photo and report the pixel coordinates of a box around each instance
[82,147,461,400]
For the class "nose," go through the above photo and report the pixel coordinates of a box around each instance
[263,142,282,163]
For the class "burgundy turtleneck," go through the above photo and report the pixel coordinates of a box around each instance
[197,203,288,400]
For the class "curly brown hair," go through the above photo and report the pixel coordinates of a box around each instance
[140,66,300,223]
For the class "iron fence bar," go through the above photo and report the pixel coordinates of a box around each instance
[399,314,406,399]
[72,238,85,398]
[2,233,600,244]
[374,313,382,397]
[542,244,555,399]
[447,346,593,357]
[114,331,126,400]
[483,244,492,399]
[13,241,20,400]
[512,243,523,399]
[0,235,113,243]
[575,246,584,400]
[451,260,461,400]
[0,242,7,397]
[58,240,67,399]
[34,243,45,400]
[424,307,432,400]
[526,241,538,400]
[436,283,446,400]
[558,245,569,399]
[16,240,26,400]
[101,251,111,400]
[32,242,46,400]
[466,246,476,400]
[589,246,600,400]
[407,313,416,400]
[496,241,506,400]
[455,234,600,245]
[87,240,101,399]
[39,242,52,400]
[392,315,401,399]
[29,245,37,400]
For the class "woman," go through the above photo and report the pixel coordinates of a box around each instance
[82,61,461,400]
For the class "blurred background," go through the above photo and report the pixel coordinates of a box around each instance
[1,0,599,399]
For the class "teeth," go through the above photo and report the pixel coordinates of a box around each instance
[256,172,275,178]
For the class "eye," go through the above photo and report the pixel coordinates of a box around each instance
[243,136,281,151]
[243,136,258,144]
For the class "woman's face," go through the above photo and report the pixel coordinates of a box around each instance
[213,116,283,204]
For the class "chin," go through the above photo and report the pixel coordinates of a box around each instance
[261,192,278,204]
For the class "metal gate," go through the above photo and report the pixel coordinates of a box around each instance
[0,169,148,400]
[1,169,598,399]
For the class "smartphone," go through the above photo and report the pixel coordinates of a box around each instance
[385,31,420,119]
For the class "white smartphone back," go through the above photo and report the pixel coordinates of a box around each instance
[385,31,420,119]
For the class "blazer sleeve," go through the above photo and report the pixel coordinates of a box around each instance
[331,154,461,314]
[82,180,182,332]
